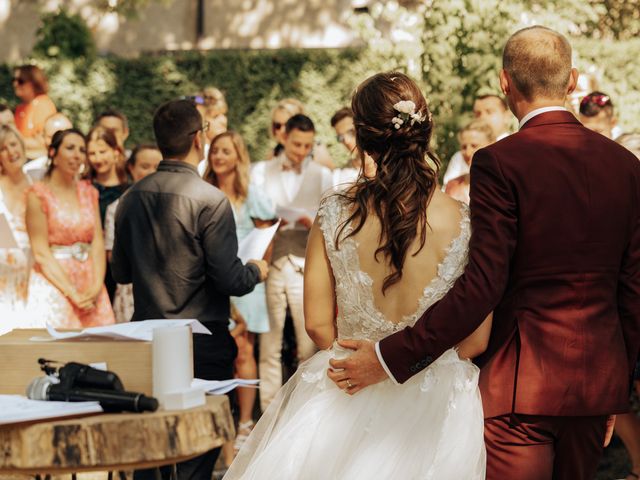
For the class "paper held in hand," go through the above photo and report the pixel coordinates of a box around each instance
[192,378,259,395]
[30,319,212,342]
[275,205,317,225]
[237,220,280,264]
[0,395,102,425]
[0,213,18,249]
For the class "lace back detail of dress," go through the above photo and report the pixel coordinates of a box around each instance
[317,195,470,343]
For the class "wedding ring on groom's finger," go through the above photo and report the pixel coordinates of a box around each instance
[346,380,353,389]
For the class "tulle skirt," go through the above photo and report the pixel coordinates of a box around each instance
[225,345,486,480]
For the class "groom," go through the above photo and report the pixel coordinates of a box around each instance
[329,26,640,479]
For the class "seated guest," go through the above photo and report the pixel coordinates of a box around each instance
[443,94,512,187]
[203,130,275,455]
[23,112,73,182]
[111,100,267,480]
[12,65,57,160]
[25,129,115,328]
[0,125,33,326]
[579,91,617,139]
[104,144,162,322]
[445,119,495,204]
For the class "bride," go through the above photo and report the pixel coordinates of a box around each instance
[224,72,491,479]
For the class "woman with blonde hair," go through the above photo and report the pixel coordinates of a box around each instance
[0,125,33,325]
[204,130,275,457]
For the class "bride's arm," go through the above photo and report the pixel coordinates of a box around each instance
[456,312,493,359]
[304,219,337,350]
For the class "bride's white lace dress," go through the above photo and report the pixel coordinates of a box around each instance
[224,195,486,480]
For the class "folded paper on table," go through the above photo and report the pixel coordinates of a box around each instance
[0,395,102,425]
[0,213,18,249]
[237,221,280,264]
[30,319,212,342]
[275,205,317,225]
[192,378,259,395]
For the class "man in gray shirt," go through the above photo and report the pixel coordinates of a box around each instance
[112,99,267,480]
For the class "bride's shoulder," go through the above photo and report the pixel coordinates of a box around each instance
[428,190,469,237]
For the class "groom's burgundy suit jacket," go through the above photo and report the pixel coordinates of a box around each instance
[379,110,640,418]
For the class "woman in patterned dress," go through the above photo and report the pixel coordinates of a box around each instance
[25,129,115,328]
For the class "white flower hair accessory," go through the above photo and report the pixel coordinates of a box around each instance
[392,100,426,130]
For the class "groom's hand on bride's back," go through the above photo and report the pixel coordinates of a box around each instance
[327,339,388,394]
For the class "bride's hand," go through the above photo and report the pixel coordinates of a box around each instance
[327,339,388,395]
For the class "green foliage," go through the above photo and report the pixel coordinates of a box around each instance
[33,9,96,60]
[354,1,640,169]
[1,0,638,171]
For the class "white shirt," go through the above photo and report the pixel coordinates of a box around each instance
[518,106,568,129]
[23,155,48,182]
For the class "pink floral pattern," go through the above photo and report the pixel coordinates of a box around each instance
[25,181,115,328]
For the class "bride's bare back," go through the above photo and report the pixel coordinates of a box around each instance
[351,190,465,324]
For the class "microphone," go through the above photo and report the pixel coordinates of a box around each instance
[27,376,159,413]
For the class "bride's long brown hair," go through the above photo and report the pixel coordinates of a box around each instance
[336,72,440,294]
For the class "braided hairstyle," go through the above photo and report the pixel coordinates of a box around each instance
[336,72,440,294]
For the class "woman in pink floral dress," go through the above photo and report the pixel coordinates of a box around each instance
[25,129,115,328]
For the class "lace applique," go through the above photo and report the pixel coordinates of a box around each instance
[317,195,471,343]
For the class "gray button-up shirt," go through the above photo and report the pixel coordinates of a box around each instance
[111,160,260,326]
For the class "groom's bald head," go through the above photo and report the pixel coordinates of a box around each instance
[503,26,573,101]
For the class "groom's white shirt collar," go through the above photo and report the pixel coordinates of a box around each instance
[519,106,568,130]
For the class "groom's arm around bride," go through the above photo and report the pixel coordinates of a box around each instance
[331,26,640,480]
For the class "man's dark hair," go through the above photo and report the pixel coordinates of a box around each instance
[96,108,129,130]
[579,91,614,118]
[475,94,508,111]
[153,100,203,159]
[285,114,315,134]
[0,104,9,112]
[330,107,353,127]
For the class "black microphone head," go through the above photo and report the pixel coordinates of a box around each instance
[26,376,57,400]
[137,395,159,412]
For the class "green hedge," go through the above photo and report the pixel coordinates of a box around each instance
[0,48,381,168]
[1,40,639,170]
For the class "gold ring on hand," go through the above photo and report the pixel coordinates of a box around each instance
[346,380,353,389]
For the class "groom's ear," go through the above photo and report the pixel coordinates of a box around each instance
[566,68,579,96]
[499,69,510,97]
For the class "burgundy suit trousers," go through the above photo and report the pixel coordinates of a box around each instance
[485,414,608,480]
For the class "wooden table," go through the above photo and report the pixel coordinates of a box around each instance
[0,396,234,477]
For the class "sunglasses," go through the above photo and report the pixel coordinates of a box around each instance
[272,122,286,132]
[336,128,355,143]
[12,77,26,86]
